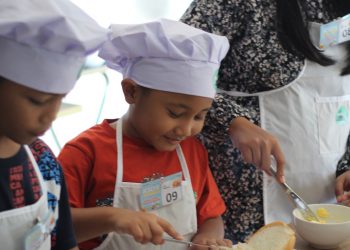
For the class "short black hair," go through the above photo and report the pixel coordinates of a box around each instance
[0,76,7,84]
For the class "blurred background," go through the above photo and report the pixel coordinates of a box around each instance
[41,0,193,155]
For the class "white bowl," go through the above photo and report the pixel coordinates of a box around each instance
[293,204,350,249]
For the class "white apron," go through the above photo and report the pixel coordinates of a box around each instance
[218,23,350,224]
[94,119,197,250]
[0,145,51,250]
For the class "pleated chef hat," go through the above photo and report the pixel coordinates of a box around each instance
[99,18,229,98]
[0,0,109,94]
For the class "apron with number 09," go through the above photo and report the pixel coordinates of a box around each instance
[93,119,197,250]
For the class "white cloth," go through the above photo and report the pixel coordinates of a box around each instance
[99,18,229,99]
[0,0,108,94]
[0,146,51,250]
[218,23,350,224]
[93,119,197,250]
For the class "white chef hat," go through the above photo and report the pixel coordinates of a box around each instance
[99,18,229,98]
[0,0,109,94]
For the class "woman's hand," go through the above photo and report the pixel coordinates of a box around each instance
[229,117,285,182]
[335,170,350,206]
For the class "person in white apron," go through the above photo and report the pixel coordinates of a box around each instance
[262,23,350,223]
[0,0,108,249]
[58,18,231,250]
[93,119,198,250]
[0,146,55,250]
[221,23,350,223]
[181,0,350,243]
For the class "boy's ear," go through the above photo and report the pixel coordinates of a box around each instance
[121,78,138,104]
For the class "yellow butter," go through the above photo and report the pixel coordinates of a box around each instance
[316,208,330,219]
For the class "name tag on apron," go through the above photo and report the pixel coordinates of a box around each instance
[140,172,183,211]
[24,211,55,250]
[320,14,350,48]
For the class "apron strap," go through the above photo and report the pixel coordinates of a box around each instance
[116,119,123,184]
[115,119,192,188]
[175,145,191,183]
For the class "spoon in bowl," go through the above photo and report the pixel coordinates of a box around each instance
[269,165,321,222]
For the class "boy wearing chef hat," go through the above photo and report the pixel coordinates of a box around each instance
[0,0,108,249]
[58,18,231,250]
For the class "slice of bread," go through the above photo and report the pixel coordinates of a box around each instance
[232,221,296,250]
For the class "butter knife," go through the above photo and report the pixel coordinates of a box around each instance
[269,165,320,222]
[164,238,232,249]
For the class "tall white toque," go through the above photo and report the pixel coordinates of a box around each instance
[99,18,229,98]
[0,0,109,94]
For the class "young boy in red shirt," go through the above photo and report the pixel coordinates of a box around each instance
[58,18,230,250]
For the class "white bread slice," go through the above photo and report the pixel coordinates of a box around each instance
[232,221,296,250]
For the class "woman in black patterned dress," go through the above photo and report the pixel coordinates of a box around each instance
[181,0,350,243]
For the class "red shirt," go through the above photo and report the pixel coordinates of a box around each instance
[58,119,226,249]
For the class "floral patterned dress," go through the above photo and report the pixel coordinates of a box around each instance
[181,0,350,243]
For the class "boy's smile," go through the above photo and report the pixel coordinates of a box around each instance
[163,135,185,145]
[121,79,213,151]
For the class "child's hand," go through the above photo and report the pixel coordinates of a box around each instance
[335,170,350,206]
[112,208,183,245]
[189,233,232,250]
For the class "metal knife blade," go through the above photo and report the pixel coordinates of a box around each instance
[269,165,320,222]
[164,238,232,249]
[163,237,207,248]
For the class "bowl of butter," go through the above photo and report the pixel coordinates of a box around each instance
[293,204,350,249]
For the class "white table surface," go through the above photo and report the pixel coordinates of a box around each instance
[295,236,350,250]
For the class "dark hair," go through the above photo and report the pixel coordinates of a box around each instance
[277,0,350,75]
[0,76,6,84]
